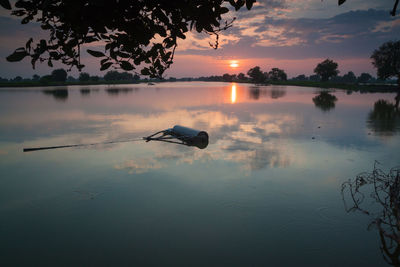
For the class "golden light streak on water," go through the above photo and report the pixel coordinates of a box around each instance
[231,84,237,103]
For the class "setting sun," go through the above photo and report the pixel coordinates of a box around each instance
[229,61,239,68]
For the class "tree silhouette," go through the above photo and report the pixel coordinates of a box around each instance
[314,59,339,82]
[309,74,321,82]
[104,70,134,81]
[32,74,40,81]
[342,71,357,84]
[293,74,307,81]
[247,66,266,83]
[268,68,287,81]
[222,73,236,82]
[237,73,247,81]
[341,162,400,266]
[2,0,256,78]
[371,41,400,86]
[51,68,67,82]
[79,72,90,82]
[357,73,373,83]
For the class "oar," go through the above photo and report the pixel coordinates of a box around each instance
[23,138,143,152]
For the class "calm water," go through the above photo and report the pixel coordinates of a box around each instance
[0,82,399,266]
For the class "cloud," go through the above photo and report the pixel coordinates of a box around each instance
[177,9,400,60]
[115,158,164,174]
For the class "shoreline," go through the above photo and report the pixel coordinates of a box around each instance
[0,80,398,93]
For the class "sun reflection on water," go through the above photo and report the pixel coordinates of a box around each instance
[231,84,237,103]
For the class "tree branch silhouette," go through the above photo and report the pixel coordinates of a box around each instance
[1,0,256,78]
[342,162,400,266]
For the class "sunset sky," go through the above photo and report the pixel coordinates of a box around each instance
[0,0,399,79]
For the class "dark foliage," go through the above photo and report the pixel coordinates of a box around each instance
[342,71,357,84]
[222,73,236,82]
[309,74,321,82]
[292,74,307,81]
[342,162,400,266]
[357,73,373,83]
[314,59,339,82]
[51,68,67,82]
[104,70,136,81]
[3,0,256,78]
[79,72,91,82]
[247,66,266,83]
[268,68,287,81]
[371,41,400,85]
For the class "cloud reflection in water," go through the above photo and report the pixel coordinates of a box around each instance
[2,82,398,176]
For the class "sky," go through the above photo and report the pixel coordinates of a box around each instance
[0,0,399,79]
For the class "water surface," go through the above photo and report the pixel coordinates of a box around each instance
[0,82,399,266]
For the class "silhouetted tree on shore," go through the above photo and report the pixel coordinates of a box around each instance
[357,73,373,83]
[247,66,267,83]
[314,59,339,82]
[371,41,400,86]
[79,72,90,82]
[268,68,287,81]
[293,74,307,81]
[342,71,357,84]
[50,69,67,82]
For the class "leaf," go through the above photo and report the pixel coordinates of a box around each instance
[220,7,229,14]
[22,17,30,24]
[39,39,47,54]
[25,38,33,51]
[195,22,203,33]
[6,50,27,62]
[204,23,213,32]
[162,52,172,62]
[117,51,130,58]
[338,0,346,5]
[49,51,58,57]
[100,62,112,71]
[48,59,53,67]
[246,0,255,10]
[41,24,51,30]
[141,68,150,75]
[0,0,11,10]
[235,0,245,11]
[120,61,134,71]
[87,49,105,57]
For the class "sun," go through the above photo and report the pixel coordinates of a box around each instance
[229,61,239,68]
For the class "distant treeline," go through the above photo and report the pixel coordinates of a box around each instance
[195,60,398,85]
[0,59,398,87]
[0,69,144,85]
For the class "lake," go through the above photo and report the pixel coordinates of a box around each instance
[0,82,399,266]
